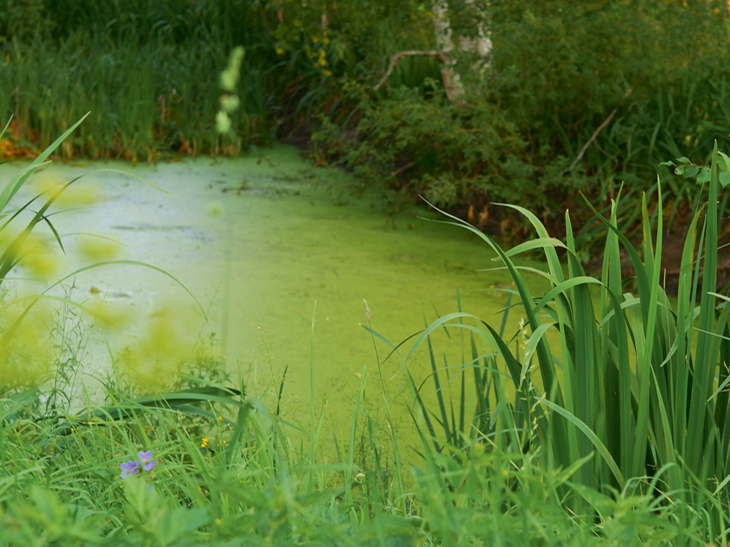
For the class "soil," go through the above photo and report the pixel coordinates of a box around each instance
[581,200,730,297]
[459,194,730,297]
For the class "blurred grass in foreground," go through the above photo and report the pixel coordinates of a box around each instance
[0,351,722,546]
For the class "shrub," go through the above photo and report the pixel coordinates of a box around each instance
[314,0,730,246]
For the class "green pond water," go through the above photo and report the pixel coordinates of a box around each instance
[0,145,556,455]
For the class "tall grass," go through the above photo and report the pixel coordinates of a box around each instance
[0,313,722,545]
[4,0,730,258]
[0,0,445,163]
[0,39,250,160]
[397,142,730,541]
[0,0,277,160]
[1,127,728,545]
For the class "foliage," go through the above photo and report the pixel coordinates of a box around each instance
[0,337,723,546]
[0,115,107,392]
[312,0,730,240]
[6,5,730,540]
[393,143,730,541]
[0,0,448,163]
[484,0,726,162]
[313,84,586,222]
[3,0,730,243]
[0,117,202,394]
[1,116,729,544]
[0,0,278,160]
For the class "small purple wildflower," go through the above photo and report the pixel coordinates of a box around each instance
[138,450,156,472]
[120,450,158,479]
[120,459,140,479]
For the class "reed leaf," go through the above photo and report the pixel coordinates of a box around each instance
[405,144,730,516]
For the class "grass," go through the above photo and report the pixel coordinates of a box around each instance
[0,320,725,546]
[5,47,730,540]
[0,0,447,166]
[0,114,204,392]
[3,134,730,545]
[7,0,729,262]
[382,143,730,542]
[0,0,278,161]
[1,38,243,161]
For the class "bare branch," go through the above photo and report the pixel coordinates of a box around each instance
[560,84,637,177]
[560,108,618,177]
[373,50,446,91]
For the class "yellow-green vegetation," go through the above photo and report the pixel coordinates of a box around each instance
[0,116,202,394]
[401,144,730,539]
[2,122,730,545]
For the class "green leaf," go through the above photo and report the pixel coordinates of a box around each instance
[697,167,711,184]
[0,113,89,214]
[538,397,626,488]
[0,118,10,142]
[683,165,699,178]
[521,321,557,385]
[503,237,566,257]
[0,388,39,421]
[718,151,730,173]
[685,141,720,473]
[720,171,730,188]
[53,386,243,434]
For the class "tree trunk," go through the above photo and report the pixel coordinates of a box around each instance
[431,0,492,102]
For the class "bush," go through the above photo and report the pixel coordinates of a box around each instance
[314,0,730,240]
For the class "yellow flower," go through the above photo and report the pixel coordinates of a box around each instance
[318,50,327,67]
[201,437,209,448]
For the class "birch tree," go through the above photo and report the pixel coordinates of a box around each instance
[375,0,491,101]
[431,0,491,100]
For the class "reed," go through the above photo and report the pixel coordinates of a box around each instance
[0,0,278,160]
[396,142,730,541]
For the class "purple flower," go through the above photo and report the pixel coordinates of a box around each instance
[120,450,158,479]
[120,459,140,479]
[138,450,156,472]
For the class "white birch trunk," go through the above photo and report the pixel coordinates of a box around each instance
[431,0,492,101]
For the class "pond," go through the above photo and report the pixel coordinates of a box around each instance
[0,145,552,456]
